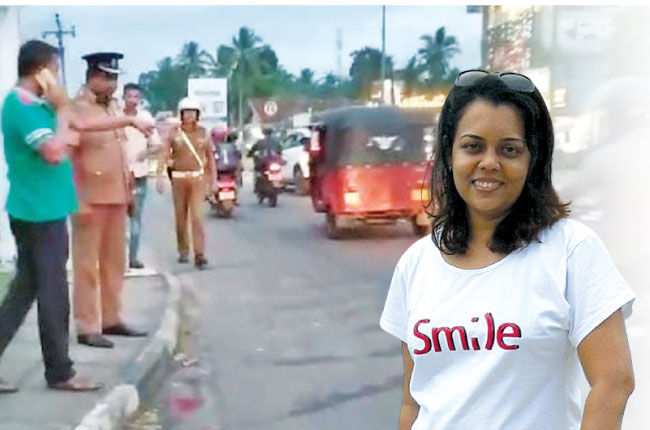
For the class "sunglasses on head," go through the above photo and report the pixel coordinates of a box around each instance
[455,69,536,93]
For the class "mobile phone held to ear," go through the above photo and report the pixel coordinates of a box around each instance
[34,68,58,93]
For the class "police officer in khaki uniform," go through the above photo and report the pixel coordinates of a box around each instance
[71,53,150,348]
[156,97,217,269]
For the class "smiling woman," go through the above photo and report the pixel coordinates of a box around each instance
[450,100,530,228]
[380,70,636,430]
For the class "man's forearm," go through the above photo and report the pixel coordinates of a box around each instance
[156,141,171,176]
[69,111,132,132]
[581,382,632,430]
[38,109,76,163]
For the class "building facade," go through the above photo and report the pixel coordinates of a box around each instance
[482,5,649,155]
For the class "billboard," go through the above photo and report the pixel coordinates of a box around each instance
[188,78,228,129]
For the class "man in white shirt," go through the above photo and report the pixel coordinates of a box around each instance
[122,83,160,269]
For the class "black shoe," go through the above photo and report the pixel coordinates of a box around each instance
[178,254,189,263]
[195,255,208,270]
[77,334,114,348]
[103,323,148,337]
[129,260,145,269]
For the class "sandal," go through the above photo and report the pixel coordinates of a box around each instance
[48,374,103,392]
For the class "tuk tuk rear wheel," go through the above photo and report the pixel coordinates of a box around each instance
[269,194,278,207]
[326,213,343,239]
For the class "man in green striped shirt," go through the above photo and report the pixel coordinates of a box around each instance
[0,40,151,393]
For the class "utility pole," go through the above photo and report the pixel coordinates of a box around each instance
[380,5,386,104]
[42,13,75,89]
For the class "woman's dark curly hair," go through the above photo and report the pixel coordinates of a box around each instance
[428,74,569,255]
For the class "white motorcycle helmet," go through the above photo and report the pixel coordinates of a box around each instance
[177,97,202,119]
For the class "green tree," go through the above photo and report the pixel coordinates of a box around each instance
[176,41,211,78]
[418,27,461,86]
[250,66,296,98]
[138,56,188,113]
[397,55,422,97]
[216,27,272,129]
[295,68,315,96]
[298,68,314,86]
[349,47,393,100]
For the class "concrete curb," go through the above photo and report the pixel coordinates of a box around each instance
[74,272,182,430]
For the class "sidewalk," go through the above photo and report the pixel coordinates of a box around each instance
[0,269,181,430]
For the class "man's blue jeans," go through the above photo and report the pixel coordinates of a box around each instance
[129,176,148,264]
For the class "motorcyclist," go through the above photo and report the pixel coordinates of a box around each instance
[210,126,228,147]
[225,131,244,188]
[247,126,283,192]
[213,128,242,174]
[211,127,242,205]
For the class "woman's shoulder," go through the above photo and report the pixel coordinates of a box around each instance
[537,218,600,254]
[396,235,439,270]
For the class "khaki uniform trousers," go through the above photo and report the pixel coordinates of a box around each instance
[171,175,206,258]
[72,204,126,335]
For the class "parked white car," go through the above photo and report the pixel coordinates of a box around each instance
[280,128,311,195]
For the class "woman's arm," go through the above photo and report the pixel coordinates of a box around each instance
[578,309,634,430]
[399,342,419,430]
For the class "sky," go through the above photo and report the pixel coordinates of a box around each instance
[16,5,483,92]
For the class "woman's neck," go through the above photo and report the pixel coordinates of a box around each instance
[466,210,510,253]
[443,215,508,270]
[181,122,196,132]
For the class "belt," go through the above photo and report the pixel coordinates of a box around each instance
[171,170,204,179]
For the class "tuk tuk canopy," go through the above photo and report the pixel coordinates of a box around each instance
[321,106,433,167]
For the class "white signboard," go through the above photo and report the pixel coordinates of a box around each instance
[188,78,228,129]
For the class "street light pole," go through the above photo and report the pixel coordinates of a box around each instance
[42,13,75,89]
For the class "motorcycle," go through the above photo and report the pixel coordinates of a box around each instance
[210,169,238,217]
[255,154,285,208]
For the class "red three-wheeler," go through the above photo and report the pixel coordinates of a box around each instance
[308,106,436,239]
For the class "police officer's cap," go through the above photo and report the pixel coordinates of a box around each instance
[82,52,124,74]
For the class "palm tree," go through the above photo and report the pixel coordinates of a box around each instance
[297,68,315,96]
[216,27,268,133]
[139,56,187,112]
[298,68,314,86]
[349,47,393,100]
[176,41,211,78]
[418,27,461,86]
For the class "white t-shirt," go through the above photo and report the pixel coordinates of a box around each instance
[123,108,160,178]
[380,218,634,430]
